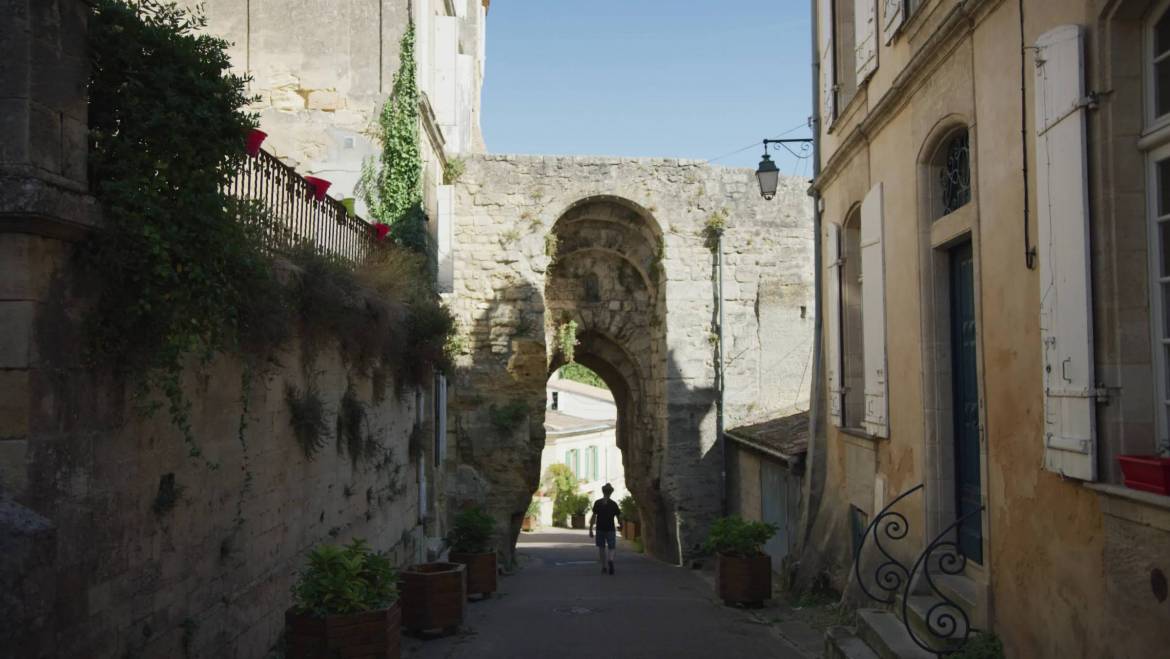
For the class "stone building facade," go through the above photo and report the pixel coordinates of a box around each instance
[445,154,814,564]
[806,0,1170,656]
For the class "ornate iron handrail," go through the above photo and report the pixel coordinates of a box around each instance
[900,506,985,657]
[228,149,375,263]
[852,483,923,605]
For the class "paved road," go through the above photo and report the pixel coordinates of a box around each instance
[403,528,806,659]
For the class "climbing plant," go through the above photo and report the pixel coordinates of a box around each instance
[86,0,278,461]
[358,23,427,253]
[557,320,579,364]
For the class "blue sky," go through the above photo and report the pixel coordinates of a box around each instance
[480,0,814,175]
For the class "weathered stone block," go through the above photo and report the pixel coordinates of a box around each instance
[306,90,342,110]
[0,301,35,368]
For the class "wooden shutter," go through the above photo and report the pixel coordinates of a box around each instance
[1034,25,1096,481]
[826,222,844,426]
[819,0,836,125]
[861,183,888,437]
[855,0,878,83]
[882,0,905,45]
[436,374,448,466]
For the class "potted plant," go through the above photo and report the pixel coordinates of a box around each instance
[341,197,356,217]
[1118,454,1170,495]
[704,517,777,607]
[522,499,540,531]
[399,561,465,636]
[569,493,591,529]
[619,495,639,540]
[304,175,332,201]
[244,128,267,157]
[446,506,497,599]
[286,538,401,659]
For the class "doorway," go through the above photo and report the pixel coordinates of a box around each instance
[948,241,982,563]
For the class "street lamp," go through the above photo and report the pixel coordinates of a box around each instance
[755,138,814,200]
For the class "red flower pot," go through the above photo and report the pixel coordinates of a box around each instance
[244,128,267,157]
[373,223,391,242]
[304,176,331,201]
[1119,455,1170,495]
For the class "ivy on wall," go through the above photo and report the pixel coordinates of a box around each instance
[359,23,427,253]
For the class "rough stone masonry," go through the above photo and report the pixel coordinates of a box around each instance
[444,154,814,564]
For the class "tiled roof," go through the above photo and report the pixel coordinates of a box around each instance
[725,410,808,462]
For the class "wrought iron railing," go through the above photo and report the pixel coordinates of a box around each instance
[228,149,374,263]
[851,484,985,657]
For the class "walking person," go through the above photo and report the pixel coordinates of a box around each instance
[588,483,622,575]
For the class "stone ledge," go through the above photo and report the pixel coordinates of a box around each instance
[0,171,99,241]
[1087,482,1170,531]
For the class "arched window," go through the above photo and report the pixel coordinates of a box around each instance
[935,129,971,219]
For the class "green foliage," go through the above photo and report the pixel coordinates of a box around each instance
[568,493,591,517]
[291,539,398,617]
[544,233,559,263]
[556,320,579,364]
[358,24,427,252]
[703,208,729,251]
[87,0,273,461]
[618,495,638,521]
[525,498,541,518]
[286,382,329,459]
[446,506,496,553]
[336,385,374,464]
[489,400,528,435]
[950,634,1005,659]
[443,157,466,185]
[703,516,777,557]
[542,464,579,526]
[558,363,607,389]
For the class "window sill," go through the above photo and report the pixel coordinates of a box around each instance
[838,425,881,447]
[1086,483,1170,532]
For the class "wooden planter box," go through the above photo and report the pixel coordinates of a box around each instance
[285,602,401,659]
[716,553,772,607]
[522,515,536,532]
[448,551,497,599]
[400,562,465,635]
[1119,455,1170,495]
[571,513,586,529]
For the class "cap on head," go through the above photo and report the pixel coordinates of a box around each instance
[602,483,614,496]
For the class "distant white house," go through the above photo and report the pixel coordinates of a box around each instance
[541,374,628,505]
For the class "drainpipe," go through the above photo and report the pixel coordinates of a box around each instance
[717,228,727,516]
[797,0,827,556]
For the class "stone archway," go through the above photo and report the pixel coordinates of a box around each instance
[544,196,677,560]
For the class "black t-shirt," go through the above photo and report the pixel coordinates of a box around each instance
[592,498,621,532]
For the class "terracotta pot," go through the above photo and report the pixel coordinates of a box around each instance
[285,602,400,659]
[304,176,332,201]
[399,562,465,634]
[716,553,772,606]
[448,551,497,598]
[521,515,536,532]
[244,128,267,157]
[1119,455,1170,495]
[571,514,586,529]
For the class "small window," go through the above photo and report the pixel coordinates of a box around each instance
[1153,6,1170,121]
[935,129,972,219]
[1150,150,1170,453]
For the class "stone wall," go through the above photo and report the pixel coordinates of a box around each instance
[446,154,814,564]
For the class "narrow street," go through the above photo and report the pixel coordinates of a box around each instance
[404,529,807,659]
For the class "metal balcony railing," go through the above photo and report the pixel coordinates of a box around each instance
[228,148,374,263]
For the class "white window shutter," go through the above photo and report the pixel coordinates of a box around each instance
[826,222,844,427]
[882,0,905,45]
[861,183,888,437]
[1034,25,1096,481]
[819,0,836,125]
[855,0,878,83]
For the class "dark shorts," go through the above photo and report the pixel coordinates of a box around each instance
[595,529,616,549]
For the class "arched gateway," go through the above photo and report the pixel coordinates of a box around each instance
[445,155,814,565]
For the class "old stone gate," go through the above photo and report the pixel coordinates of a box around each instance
[444,154,814,564]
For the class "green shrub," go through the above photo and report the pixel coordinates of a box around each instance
[703,516,777,557]
[446,506,496,554]
[569,493,591,517]
[542,464,579,526]
[525,498,541,518]
[618,495,638,521]
[489,401,528,435]
[292,539,397,616]
[558,363,607,389]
